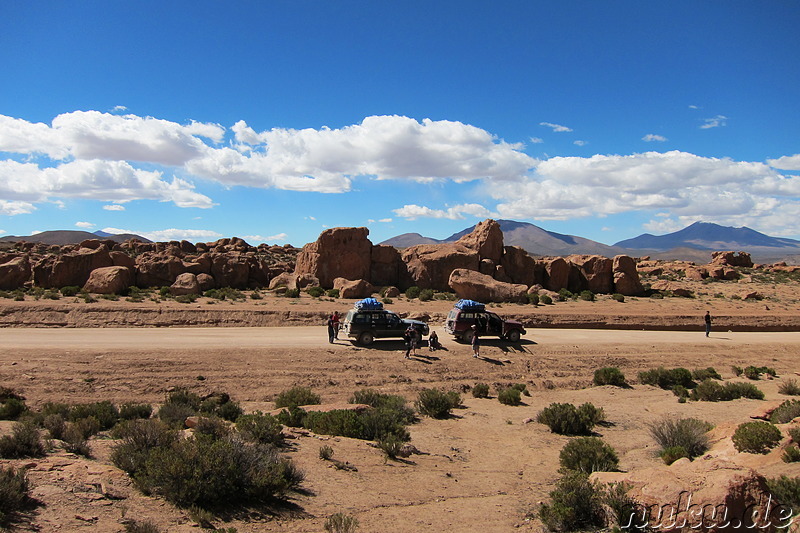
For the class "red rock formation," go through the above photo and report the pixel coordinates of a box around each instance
[400,243,479,290]
[455,219,504,264]
[612,255,645,296]
[500,246,540,286]
[567,255,613,294]
[711,251,754,268]
[333,278,375,299]
[34,246,114,288]
[543,257,570,292]
[83,266,134,294]
[448,268,528,303]
[170,273,200,296]
[294,227,373,288]
[0,255,31,290]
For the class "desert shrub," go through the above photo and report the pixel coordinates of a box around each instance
[158,402,196,429]
[60,285,81,296]
[377,434,404,460]
[731,365,743,376]
[0,465,30,527]
[537,403,605,436]
[648,417,712,459]
[0,420,46,458]
[326,289,339,298]
[771,399,800,424]
[611,293,625,303]
[62,423,92,456]
[783,446,800,463]
[603,481,649,531]
[538,471,605,532]
[276,407,307,428]
[204,287,245,301]
[381,297,393,304]
[236,412,284,446]
[672,385,690,401]
[528,293,540,305]
[593,367,627,387]
[638,367,694,389]
[284,288,300,298]
[359,407,412,441]
[274,386,321,409]
[123,520,161,533]
[540,294,553,305]
[579,290,595,302]
[70,416,102,439]
[660,445,689,465]
[110,419,180,476]
[0,398,27,420]
[766,475,800,529]
[324,512,359,533]
[211,400,244,422]
[119,403,153,420]
[306,286,325,297]
[193,416,231,440]
[472,383,490,398]
[40,401,70,419]
[250,290,262,300]
[405,286,421,299]
[511,383,531,396]
[743,365,777,380]
[692,367,721,381]
[174,294,197,304]
[305,409,363,438]
[732,421,782,454]
[779,379,800,396]
[349,389,414,421]
[134,436,303,508]
[415,389,461,419]
[319,445,334,460]
[69,401,120,430]
[498,387,522,406]
[557,288,573,301]
[723,381,765,400]
[418,288,434,302]
[43,413,67,440]
[559,437,619,474]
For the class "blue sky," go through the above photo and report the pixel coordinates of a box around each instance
[2,1,799,247]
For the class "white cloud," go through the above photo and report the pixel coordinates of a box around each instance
[393,203,495,220]
[642,134,667,142]
[103,204,126,211]
[689,105,700,110]
[379,218,393,223]
[75,221,95,229]
[111,105,127,113]
[540,122,573,133]
[0,200,36,216]
[700,115,727,129]
[767,154,800,171]
[573,140,587,147]
[102,227,223,242]
[530,137,544,144]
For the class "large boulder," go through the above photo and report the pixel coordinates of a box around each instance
[83,266,134,294]
[170,272,200,296]
[295,227,373,288]
[567,255,613,294]
[500,246,540,286]
[711,251,753,268]
[34,246,114,288]
[543,257,570,292]
[612,255,645,296]
[455,219,504,264]
[333,278,375,299]
[0,255,31,290]
[448,268,528,303]
[109,251,136,270]
[210,253,250,288]
[370,244,402,287]
[135,254,185,287]
[400,243,479,290]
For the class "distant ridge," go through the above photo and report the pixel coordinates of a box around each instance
[615,221,800,251]
[0,230,151,245]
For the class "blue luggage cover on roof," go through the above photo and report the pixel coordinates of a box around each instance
[354,297,383,311]
[455,299,485,311]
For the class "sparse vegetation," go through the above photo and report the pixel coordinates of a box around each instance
[538,471,605,531]
[415,388,461,419]
[319,445,334,460]
[743,365,777,380]
[236,412,285,446]
[472,383,490,398]
[0,465,30,527]
[765,476,800,529]
[648,417,712,461]
[274,386,321,409]
[123,519,162,533]
[691,367,721,381]
[306,286,325,298]
[558,437,619,474]
[611,293,625,302]
[779,379,800,396]
[732,421,782,454]
[418,288,434,301]
[404,286,421,299]
[0,420,46,458]
[690,379,764,401]
[638,366,694,389]
[537,403,605,436]
[770,399,800,424]
[324,512,359,533]
[497,387,522,406]
[783,445,800,463]
[539,294,553,305]
[593,367,627,387]
[579,290,595,302]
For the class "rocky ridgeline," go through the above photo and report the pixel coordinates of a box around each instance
[1,219,792,300]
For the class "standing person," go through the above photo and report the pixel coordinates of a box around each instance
[331,311,340,340]
[404,325,417,359]
[327,314,336,344]
[471,325,480,358]
[704,310,712,337]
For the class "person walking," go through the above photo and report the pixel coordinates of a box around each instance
[331,311,340,340]
[471,325,480,358]
[404,325,416,359]
[327,314,336,343]
[704,310,712,337]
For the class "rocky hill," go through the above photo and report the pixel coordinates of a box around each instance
[0,230,150,245]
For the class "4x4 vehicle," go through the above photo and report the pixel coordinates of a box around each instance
[342,298,429,346]
[444,299,526,343]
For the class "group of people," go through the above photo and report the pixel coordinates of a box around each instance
[403,326,442,358]
[326,311,340,343]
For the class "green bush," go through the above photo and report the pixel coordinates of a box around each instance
[539,294,553,305]
[779,379,800,396]
[579,290,595,302]
[0,398,27,420]
[472,383,490,398]
[415,389,461,419]
[770,399,800,424]
[326,289,339,298]
[511,383,531,396]
[60,285,81,297]
[743,365,777,380]
[274,387,321,409]
[324,512,359,533]
[276,407,307,428]
[158,402,196,429]
[419,288,434,301]
[304,409,364,439]
[559,437,619,474]
[611,293,625,303]
[648,417,712,459]
[69,401,120,430]
[766,475,800,529]
[528,293,540,305]
[0,420,46,458]
[790,427,800,443]
[672,385,690,401]
[638,367,694,390]
[349,389,413,422]
[120,403,153,420]
[783,446,800,463]
[690,379,764,402]
[558,288,573,301]
[405,286,421,299]
[0,465,30,527]
[538,471,605,531]
[284,288,300,298]
[70,416,101,439]
[110,419,180,476]
[537,403,605,436]
[306,286,325,298]
[498,387,522,406]
[692,367,722,381]
[593,367,627,387]
[319,445,334,460]
[204,287,245,301]
[63,423,92,456]
[236,412,285,446]
[660,445,689,465]
[377,434,405,460]
[43,413,66,440]
[732,365,743,377]
[174,294,197,304]
[193,416,231,440]
[732,421,782,454]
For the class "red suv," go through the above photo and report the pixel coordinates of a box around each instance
[444,300,526,343]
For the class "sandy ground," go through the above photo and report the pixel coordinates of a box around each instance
[1,288,800,532]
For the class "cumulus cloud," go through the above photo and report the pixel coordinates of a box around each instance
[0,200,36,216]
[540,122,573,133]
[102,227,223,242]
[530,137,544,144]
[110,105,127,113]
[643,134,667,142]
[767,154,800,171]
[393,203,495,220]
[75,221,95,229]
[573,140,587,147]
[700,115,727,129]
[103,204,126,211]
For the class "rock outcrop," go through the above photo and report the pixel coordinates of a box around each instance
[83,266,134,295]
[448,268,528,303]
[0,256,31,290]
[170,272,200,296]
[712,251,754,268]
[612,255,644,296]
[333,278,375,299]
[294,227,373,288]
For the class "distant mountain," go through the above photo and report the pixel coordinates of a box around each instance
[381,219,627,257]
[616,222,800,251]
[0,230,151,245]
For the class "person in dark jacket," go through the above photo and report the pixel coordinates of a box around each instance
[704,310,712,337]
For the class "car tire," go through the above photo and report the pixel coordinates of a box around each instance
[506,329,521,342]
[358,331,374,346]
[462,330,474,345]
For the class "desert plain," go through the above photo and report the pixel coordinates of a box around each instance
[1,277,800,532]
